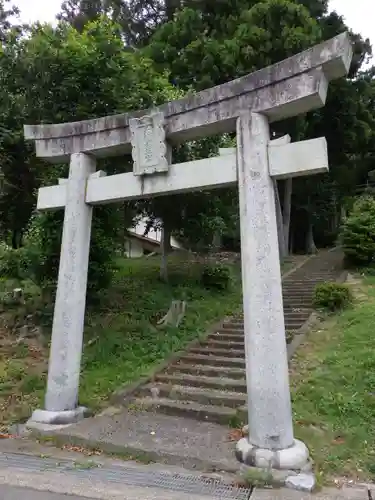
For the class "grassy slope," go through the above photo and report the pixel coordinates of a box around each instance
[291,274,375,484]
[79,255,243,408]
[0,254,243,429]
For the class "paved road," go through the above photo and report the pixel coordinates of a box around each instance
[0,485,95,499]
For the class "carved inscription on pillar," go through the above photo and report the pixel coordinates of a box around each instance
[129,112,168,176]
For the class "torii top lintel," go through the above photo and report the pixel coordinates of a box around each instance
[24,32,352,164]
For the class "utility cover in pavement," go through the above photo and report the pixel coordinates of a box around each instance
[0,453,251,500]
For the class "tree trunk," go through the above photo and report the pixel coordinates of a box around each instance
[211,230,222,252]
[306,222,317,254]
[11,230,22,249]
[341,204,347,222]
[273,180,287,260]
[123,206,128,256]
[290,223,294,255]
[160,222,172,282]
[306,198,317,254]
[283,178,292,255]
[165,0,180,20]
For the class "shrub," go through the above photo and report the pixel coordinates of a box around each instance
[0,245,31,280]
[201,264,232,290]
[313,282,353,312]
[363,266,375,276]
[24,206,120,299]
[341,195,375,266]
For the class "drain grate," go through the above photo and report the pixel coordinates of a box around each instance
[0,453,251,499]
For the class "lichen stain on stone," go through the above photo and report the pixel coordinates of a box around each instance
[140,175,145,196]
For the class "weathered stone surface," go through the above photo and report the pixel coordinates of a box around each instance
[28,408,241,473]
[37,135,328,210]
[43,153,96,413]
[24,33,352,162]
[27,407,88,426]
[129,111,169,176]
[236,112,294,451]
[37,153,238,210]
[236,437,309,470]
[251,486,371,500]
[285,473,316,492]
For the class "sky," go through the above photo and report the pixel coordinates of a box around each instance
[13,0,374,55]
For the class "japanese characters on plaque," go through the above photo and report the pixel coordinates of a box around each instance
[129,112,169,176]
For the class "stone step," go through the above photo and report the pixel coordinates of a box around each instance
[283,276,338,283]
[154,373,247,392]
[283,300,313,306]
[286,284,321,290]
[227,312,311,326]
[189,347,244,358]
[136,397,236,425]
[285,319,310,326]
[284,295,314,301]
[179,354,245,368]
[221,325,244,332]
[207,333,244,342]
[141,383,247,408]
[284,311,312,317]
[285,313,310,319]
[222,322,244,329]
[282,290,314,296]
[282,284,318,288]
[285,319,308,327]
[284,306,314,315]
[200,339,245,350]
[168,363,246,379]
[284,308,312,314]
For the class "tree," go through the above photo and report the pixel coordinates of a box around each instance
[0,8,36,247]
[55,0,375,256]
[145,0,323,257]
[0,17,181,292]
[57,0,167,45]
[0,0,22,42]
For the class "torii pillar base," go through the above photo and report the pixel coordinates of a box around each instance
[27,406,89,427]
[235,438,310,471]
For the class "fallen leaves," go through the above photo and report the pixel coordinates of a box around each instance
[62,444,102,456]
[0,433,16,439]
[227,429,244,442]
[332,436,345,445]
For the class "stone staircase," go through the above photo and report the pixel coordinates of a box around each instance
[126,249,344,425]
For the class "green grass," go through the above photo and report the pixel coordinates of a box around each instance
[291,275,375,484]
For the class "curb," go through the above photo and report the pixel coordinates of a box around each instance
[27,428,241,475]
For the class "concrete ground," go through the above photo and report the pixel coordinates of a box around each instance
[0,486,96,500]
[0,469,235,500]
[0,438,372,500]
[26,407,240,473]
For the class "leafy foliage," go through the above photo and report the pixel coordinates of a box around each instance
[0,0,374,286]
[341,196,375,267]
[313,282,353,311]
[201,264,232,291]
[0,244,29,280]
[0,18,182,293]
[147,0,321,91]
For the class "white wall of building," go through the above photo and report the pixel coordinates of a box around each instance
[124,237,144,258]
[129,219,183,250]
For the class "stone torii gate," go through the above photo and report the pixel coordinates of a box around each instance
[24,33,352,471]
